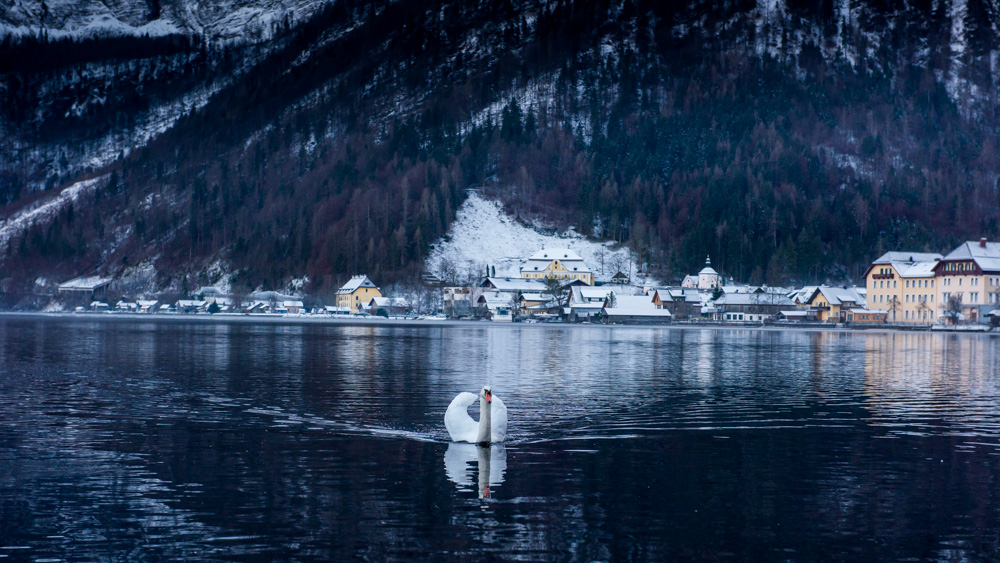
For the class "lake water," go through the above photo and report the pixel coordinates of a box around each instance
[2,317,1000,561]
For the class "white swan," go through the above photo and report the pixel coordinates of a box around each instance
[444,385,507,443]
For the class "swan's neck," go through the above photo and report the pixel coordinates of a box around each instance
[477,397,492,444]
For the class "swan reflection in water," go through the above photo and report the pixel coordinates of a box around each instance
[444,443,507,499]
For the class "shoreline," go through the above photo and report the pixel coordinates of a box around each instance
[0,311,994,335]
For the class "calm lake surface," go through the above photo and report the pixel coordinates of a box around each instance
[2,317,1000,561]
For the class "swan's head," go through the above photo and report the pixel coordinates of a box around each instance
[481,386,492,403]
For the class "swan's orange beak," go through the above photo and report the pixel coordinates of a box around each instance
[484,390,492,403]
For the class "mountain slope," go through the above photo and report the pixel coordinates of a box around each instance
[1,0,999,300]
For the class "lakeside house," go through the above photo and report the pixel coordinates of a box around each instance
[474,277,547,316]
[933,238,1000,324]
[710,291,796,322]
[443,287,472,317]
[804,286,866,323]
[476,292,515,317]
[864,251,942,324]
[601,293,672,324]
[520,248,594,285]
[58,276,112,301]
[176,299,206,314]
[567,286,613,322]
[283,300,305,314]
[367,297,410,317]
[336,275,382,314]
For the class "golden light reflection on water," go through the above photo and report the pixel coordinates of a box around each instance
[863,332,1000,436]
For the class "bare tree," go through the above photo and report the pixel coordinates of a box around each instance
[543,276,568,308]
[887,296,899,323]
[608,252,628,279]
[943,294,963,324]
[916,298,932,324]
[230,284,250,314]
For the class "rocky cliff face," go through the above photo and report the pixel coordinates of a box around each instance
[1,1,998,299]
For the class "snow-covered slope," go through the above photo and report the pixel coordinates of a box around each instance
[426,192,656,286]
[0,0,327,42]
[0,175,105,252]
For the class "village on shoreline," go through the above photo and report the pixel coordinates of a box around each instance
[34,238,1000,332]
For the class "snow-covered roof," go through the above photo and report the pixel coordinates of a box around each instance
[176,300,206,307]
[872,251,943,264]
[337,275,378,294]
[528,248,583,261]
[604,295,672,317]
[482,277,547,292]
[780,310,808,317]
[648,288,672,302]
[811,286,864,306]
[897,261,938,277]
[714,293,795,306]
[58,276,112,290]
[478,293,512,308]
[790,286,819,304]
[521,260,592,274]
[667,288,702,303]
[573,287,613,301]
[283,300,305,308]
[697,256,719,276]
[519,292,548,302]
[849,308,886,314]
[137,300,158,307]
[325,306,351,313]
[570,302,606,311]
[941,240,1000,272]
[368,297,409,308]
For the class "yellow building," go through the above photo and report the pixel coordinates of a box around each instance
[806,286,866,323]
[336,275,382,313]
[934,239,1000,323]
[520,248,594,285]
[863,251,942,324]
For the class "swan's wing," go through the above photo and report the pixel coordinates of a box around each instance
[488,444,507,486]
[491,394,508,442]
[444,392,479,442]
[443,442,478,486]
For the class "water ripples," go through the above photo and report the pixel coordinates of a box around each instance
[3,319,1000,559]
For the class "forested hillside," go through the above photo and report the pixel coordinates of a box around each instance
[1,0,999,297]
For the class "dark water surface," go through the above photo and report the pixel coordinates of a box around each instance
[2,317,1000,561]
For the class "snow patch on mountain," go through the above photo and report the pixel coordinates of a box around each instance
[0,175,105,251]
[0,0,327,42]
[425,191,652,285]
